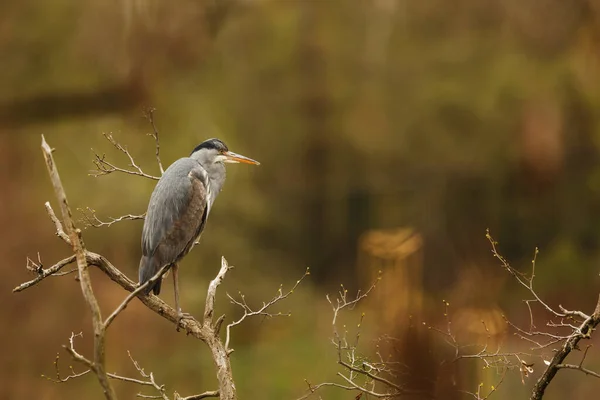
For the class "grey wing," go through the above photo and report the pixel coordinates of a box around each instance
[142,159,209,264]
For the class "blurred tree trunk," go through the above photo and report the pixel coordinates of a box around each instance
[0,80,146,128]
[296,1,332,282]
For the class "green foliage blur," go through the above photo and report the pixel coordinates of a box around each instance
[3,0,600,399]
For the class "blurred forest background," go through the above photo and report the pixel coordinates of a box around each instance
[3,0,600,399]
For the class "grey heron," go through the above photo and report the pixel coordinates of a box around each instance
[138,138,259,323]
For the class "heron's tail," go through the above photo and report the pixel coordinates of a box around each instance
[139,255,163,295]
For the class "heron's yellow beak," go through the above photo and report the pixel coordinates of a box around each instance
[223,151,260,165]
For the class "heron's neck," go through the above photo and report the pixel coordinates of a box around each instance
[204,163,226,210]
[190,153,227,211]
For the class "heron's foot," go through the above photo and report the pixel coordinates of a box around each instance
[176,311,194,331]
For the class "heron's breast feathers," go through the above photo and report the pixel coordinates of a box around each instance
[152,166,208,264]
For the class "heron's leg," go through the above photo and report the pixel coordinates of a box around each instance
[172,263,181,314]
[172,263,193,329]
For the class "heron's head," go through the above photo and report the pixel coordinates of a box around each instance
[190,138,260,167]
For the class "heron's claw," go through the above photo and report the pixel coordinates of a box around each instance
[176,311,194,331]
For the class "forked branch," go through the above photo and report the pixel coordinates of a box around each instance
[486,231,600,400]
[144,107,165,175]
[225,268,310,350]
[91,132,160,180]
[79,207,145,229]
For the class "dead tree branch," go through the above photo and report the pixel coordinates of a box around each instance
[13,255,76,292]
[18,224,235,398]
[104,263,173,329]
[50,335,219,400]
[41,135,117,399]
[91,132,160,180]
[174,390,220,400]
[200,257,237,399]
[144,107,165,175]
[79,207,145,228]
[297,275,415,399]
[295,380,357,400]
[556,345,600,379]
[530,296,600,399]
[486,231,600,400]
[326,273,380,327]
[45,201,72,243]
[225,268,310,350]
[19,242,236,399]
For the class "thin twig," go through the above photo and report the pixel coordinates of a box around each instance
[42,351,91,383]
[338,360,401,392]
[123,351,169,400]
[63,332,94,369]
[302,275,405,400]
[79,207,145,228]
[175,390,220,400]
[486,231,600,400]
[225,268,310,350]
[295,379,358,400]
[91,132,160,180]
[13,255,76,292]
[337,372,398,398]
[45,201,71,244]
[327,273,380,327]
[104,263,173,329]
[531,298,600,399]
[487,231,571,319]
[556,364,600,379]
[144,108,165,175]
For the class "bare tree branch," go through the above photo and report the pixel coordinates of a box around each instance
[295,379,358,400]
[175,390,220,400]
[121,351,169,400]
[203,257,232,324]
[326,273,380,327]
[93,251,236,398]
[63,332,94,369]
[337,359,402,392]
[486,230,590,320]
[79,207,145,228]
[460,371,506,400]
[41,135,117,399]
[49,338,219,400]
[556,346,600,379]
[300,275,412,399]
[45,201,72,243]
[21,245,234,398]
[556,364,600,379]
[336,372,398,398]
[42,350,91,383]
[200,257,237,399]
[104,263,173,329]
[144,107,165,175]
[225,268,310,350]
[13,255,76,292]
[91,132,160,180]
[486,231,600,399]
[530,295,600,399]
